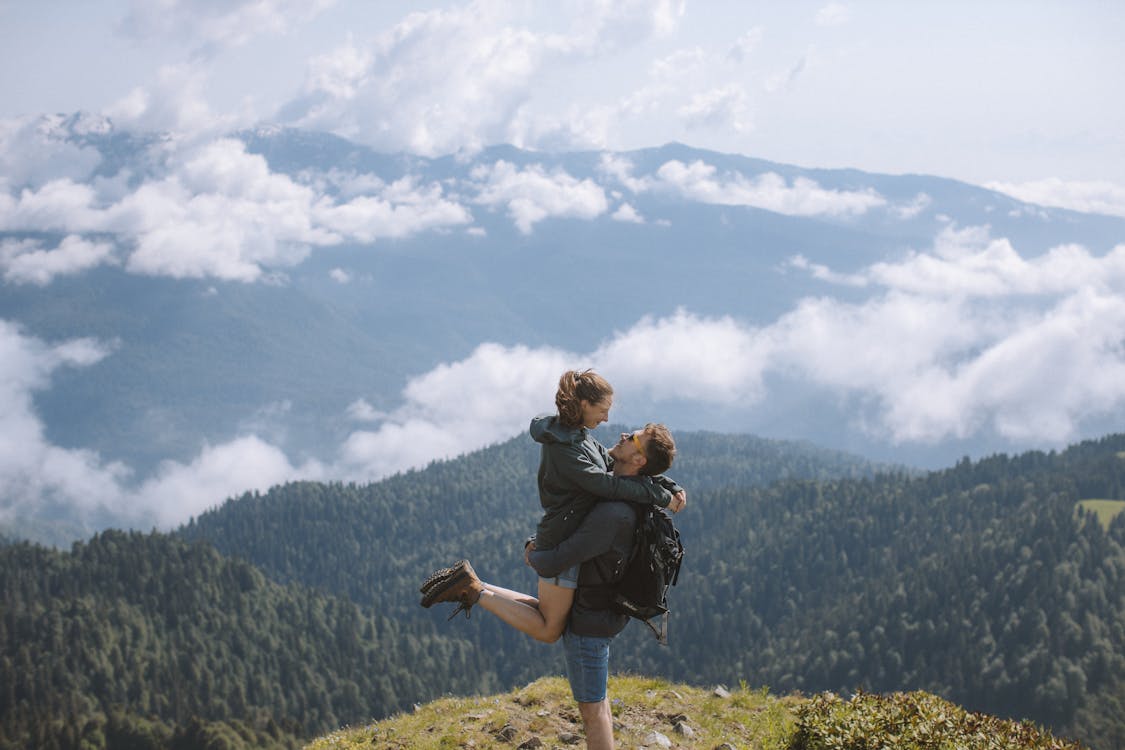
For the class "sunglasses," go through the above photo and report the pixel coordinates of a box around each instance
[625,431,644,452]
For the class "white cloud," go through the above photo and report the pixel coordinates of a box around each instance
[787,254,867,286]
[599,154,886,218]
[1,235,117,285]
[0,137,471,282]
[10,222,1125,531]
[892,192,933,220]
[0,321,128,524]
[645,159,886,217]
[612,202,644,223]
[136,437,324,527]
[597,153,650,193]
[331,228,1125,457]
[115,139,328,280]
[0,319,323,530]
[304,40,373,100]
[346,399,385,422]
[865,226,1125,298]
[279,3,570,154]
[314,176,471,242]
[985,177,1125,218]
[106,64,236,135]
[336,342,572,479]
[762,230,1125,443]
[594,309,770,403]
[470,160,608,233]
[677,85,752,133]
[330,224,1125,476]
[276,1,689,155]
[0,115,104,189]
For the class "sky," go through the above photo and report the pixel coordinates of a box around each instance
[2,0,1125,531]
[1,0,1123,190]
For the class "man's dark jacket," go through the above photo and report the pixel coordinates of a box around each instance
[528,500,636,638]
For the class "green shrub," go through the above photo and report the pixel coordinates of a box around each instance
[788,690,1085,750]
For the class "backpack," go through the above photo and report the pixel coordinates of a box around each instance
[610,504,684,644]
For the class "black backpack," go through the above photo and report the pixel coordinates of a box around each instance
[610,504,684,644]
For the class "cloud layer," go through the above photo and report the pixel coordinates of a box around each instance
[5,225,1125,530]
[1,126,906,284]
[0,134,472,283]
[987,178,1125,219]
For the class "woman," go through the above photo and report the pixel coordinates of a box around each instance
[420,369,683,642]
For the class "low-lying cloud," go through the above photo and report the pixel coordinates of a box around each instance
[470,161,609,233]
[2,121,914,285]
[986,177,1125,219]
[600,154,887,217]
[0,137,472,283]
[6,225,1124,532]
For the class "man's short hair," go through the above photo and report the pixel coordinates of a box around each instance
[639,423,675,476]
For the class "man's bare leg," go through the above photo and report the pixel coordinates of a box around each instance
[578,699,614,749]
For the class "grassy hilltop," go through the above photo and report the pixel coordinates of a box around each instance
[307,675,1083,750]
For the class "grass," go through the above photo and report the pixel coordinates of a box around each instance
[306,674,794,750]
[305,676,1083,750]
[1075,499,1125,531]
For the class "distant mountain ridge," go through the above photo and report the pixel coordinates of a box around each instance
[4,114,1125,540]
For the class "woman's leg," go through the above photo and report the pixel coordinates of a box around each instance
[481,582,540,607]
[476,579,574,643]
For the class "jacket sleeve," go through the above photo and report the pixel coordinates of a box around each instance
[652,474,684,496]
[529,503,634,577]
[548,442,673,507]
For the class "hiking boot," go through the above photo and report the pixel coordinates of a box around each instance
[419,560,471,595]
[419,560,483,618]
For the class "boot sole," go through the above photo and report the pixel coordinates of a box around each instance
[419,560,470,595]
[420,569,472,608]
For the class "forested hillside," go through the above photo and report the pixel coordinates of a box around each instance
[182,431,1125,749]
[3,431,1124,749]
[0,531,491,750]
[0,429,876,749]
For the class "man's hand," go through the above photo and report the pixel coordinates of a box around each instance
[524,540,536,567]
[669,490,687,513]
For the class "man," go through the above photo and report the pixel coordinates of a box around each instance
[422,426,686,750]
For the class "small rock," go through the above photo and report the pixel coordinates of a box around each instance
[667,713,688,724]
[713,744,737,750]
[674,721,695,738]
[517,738,544,750]
[642,730,673,748]
[558,731,582,744]
[713,685,731,698]
[535,709,551,717]
[495,724,518,742]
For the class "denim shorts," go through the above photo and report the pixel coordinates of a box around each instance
[539,563,579,590]
[562,629,612,703]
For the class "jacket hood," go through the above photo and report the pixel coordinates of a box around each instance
[529,414,585,445]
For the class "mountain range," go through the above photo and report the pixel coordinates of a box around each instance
[3,113,1125,541]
